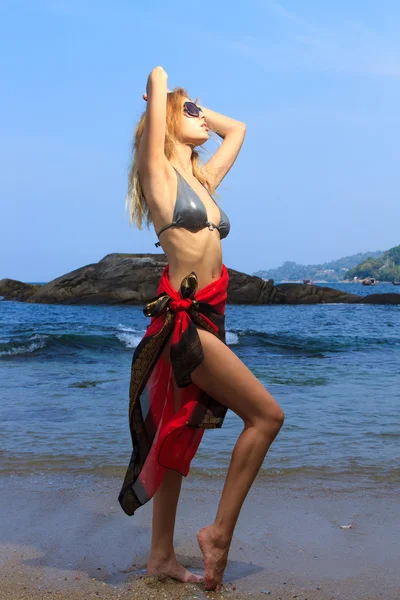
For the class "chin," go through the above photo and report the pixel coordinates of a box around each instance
[185,132,208,147]
[199,130,209,142]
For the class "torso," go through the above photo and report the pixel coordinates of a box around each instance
[139,160,226,292]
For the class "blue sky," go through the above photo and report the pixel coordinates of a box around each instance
[1,0,399,282]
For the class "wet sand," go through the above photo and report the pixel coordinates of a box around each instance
[0,472,399,600]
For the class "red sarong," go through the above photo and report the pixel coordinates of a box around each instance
[118,263,229,516]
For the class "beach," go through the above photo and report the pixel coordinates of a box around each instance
[0,472,399,600]
[1,286,399,599]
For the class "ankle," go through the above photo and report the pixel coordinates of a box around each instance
[210,523,233,547]
[148,548,176,563]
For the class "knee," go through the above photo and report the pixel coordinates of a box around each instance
[254,406,284,435]
[268,407,285,431]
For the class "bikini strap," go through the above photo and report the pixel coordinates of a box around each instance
[155,222,175,244]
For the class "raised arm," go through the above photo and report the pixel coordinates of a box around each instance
[137,66,168,172]
[200,104,246,189]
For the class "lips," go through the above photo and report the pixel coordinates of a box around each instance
[202,123,208,129]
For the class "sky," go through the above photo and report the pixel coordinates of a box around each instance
[1,0,399,282]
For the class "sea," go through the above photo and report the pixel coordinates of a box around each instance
[1,282,399,493]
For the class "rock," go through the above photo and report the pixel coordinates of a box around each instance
[360,293,400,304]
[1,253,400,306]
[0,279,41,301]
[275,283,361,304]
[227,268,279,304]
[0,254,167,306]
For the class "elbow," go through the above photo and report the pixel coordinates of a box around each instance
[226,122,246,137]
[150,66,168,80]
[233,122,247,139]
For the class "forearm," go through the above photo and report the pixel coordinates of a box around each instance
[197,103,246,139]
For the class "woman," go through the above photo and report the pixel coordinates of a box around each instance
[119,66,285,592]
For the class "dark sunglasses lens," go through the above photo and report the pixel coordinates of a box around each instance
[184,102,201,116]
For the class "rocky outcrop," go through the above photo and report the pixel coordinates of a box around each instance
[0,279,40,302]
[0,254,168,305]
[360,293,400,305]
[225,268,285,304]
[275,283,361,304]
[1,253,400,305]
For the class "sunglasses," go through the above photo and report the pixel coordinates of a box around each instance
[183,101,203,118]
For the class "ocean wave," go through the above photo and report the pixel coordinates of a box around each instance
[0,325,241,358]
[1,320,397,359]
[226,330,239,345]
[116,323,145,348]
[231,329,399,354]
[0,331,130,357]
[0,333,48,357]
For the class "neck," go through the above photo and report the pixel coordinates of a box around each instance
[170,143,194,176]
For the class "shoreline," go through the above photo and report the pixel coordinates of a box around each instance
[0,472,399,600]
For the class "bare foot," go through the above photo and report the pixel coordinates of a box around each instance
[197,524,230,591]
[146,555,204,584]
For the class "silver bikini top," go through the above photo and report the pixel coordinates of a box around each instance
[154,166,230,247]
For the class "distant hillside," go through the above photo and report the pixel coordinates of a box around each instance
[253,250,384,282]
[345,244,400,281]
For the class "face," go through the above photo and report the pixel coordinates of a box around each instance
[178,98,209,146]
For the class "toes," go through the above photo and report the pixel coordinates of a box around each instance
[205,578,216,590]
[205,580,222,591]
[174,567,205,584]
[187,573,204,583]
[204,569,224,590]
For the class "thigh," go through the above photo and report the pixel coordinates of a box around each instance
[191,326,284,426]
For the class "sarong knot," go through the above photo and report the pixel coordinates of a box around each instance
[168,297,193,313]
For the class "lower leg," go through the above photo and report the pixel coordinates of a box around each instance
[147,468,204,583]
[214,419,282,540]
[197,418,283,589]
[149,467,182,561]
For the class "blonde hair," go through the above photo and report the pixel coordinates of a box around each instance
[123,87,219,229]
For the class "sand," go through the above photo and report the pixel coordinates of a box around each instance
[0,472,399,600]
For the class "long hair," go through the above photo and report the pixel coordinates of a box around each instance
[124,87,219,229]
